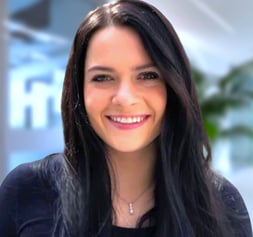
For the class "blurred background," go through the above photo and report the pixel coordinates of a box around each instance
[0,0,252,223]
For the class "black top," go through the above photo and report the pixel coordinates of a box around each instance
[0,153,252,237]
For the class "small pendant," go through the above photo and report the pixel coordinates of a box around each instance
[128,202,134,215]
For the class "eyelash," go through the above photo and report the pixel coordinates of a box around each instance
[138,72,160,80]
[91,75,112,82]
[91,71,160,82]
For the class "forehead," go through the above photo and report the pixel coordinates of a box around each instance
[85,26,152,67]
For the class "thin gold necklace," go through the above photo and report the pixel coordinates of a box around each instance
[116,185,153,215]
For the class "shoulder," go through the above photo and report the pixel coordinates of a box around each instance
[212,173,253,236]
[0,153,66,208]
[213,174,249,216]
[0,153,66,236]
[1,153,65,192]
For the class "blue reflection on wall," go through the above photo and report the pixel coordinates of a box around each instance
[7,0,97,169]
[10,68,64,129]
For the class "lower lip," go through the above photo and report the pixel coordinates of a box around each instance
[107,116,149,130]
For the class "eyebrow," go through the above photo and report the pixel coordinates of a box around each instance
[86,63,156,73]
[133,63,156,71]
[87,66,114,73]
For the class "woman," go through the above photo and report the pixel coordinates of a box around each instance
[0,0,252,236]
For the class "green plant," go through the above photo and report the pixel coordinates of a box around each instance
[192,60,253,142]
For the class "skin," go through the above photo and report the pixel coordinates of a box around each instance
[84,26,167,226]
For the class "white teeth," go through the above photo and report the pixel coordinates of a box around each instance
[110,116,145,124]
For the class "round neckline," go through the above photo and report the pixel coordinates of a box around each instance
[112,225,155,232]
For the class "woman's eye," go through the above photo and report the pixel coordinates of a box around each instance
[91,75,112,82]
[138,72,160,80]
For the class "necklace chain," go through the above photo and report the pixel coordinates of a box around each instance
[116,184,153,215]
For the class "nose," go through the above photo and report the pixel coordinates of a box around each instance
[111,80,140,106]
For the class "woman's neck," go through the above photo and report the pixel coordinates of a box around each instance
[108,146,156,197]
[107,145,156,227]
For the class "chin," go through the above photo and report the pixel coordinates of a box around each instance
[108,141,156,155]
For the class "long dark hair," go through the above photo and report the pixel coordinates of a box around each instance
[59,0,232,236]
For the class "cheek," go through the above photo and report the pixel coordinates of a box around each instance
[84,92,100,129]
[153,87,167,114]
[84,90,92,114]
[84,86,111,117]
[84,86,97,118]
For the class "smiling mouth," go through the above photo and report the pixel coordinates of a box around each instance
[107,115,148,124]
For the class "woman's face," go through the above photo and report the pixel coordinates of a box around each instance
[84,26,167,154]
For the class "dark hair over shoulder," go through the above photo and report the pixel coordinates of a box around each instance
[59,0,233,236]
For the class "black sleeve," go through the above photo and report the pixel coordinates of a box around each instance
[0,157,59,237]
[0,166,19,237]
[220,178,253,237]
